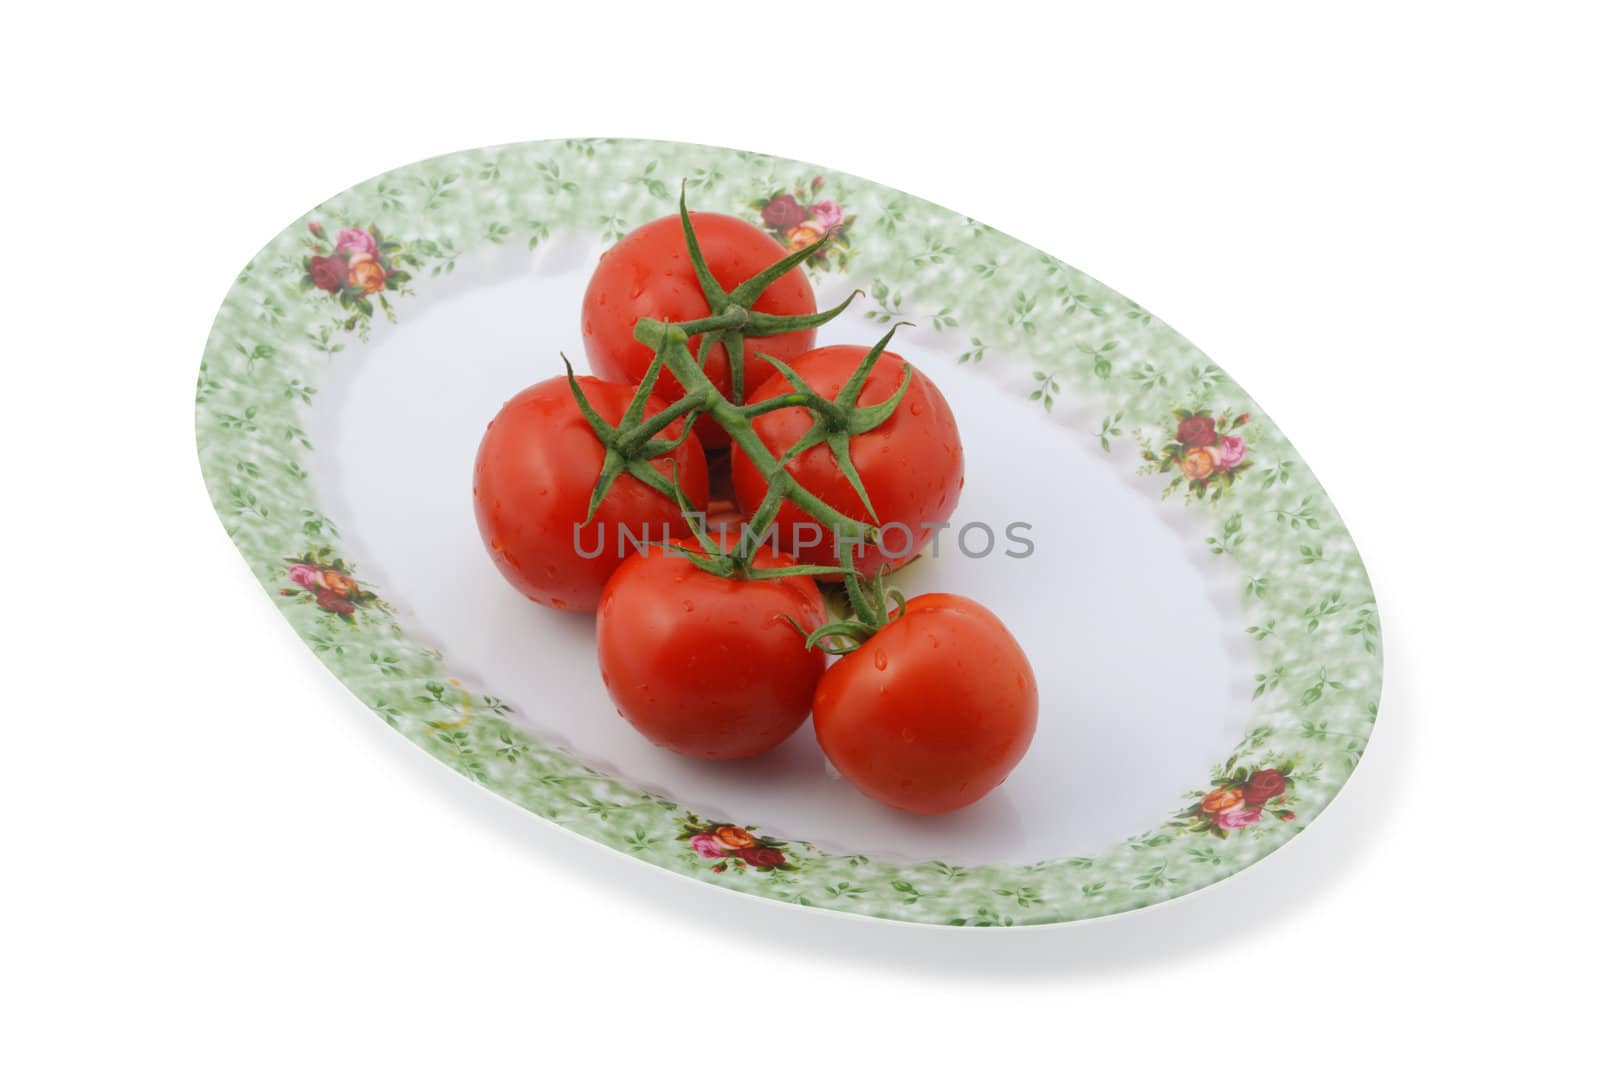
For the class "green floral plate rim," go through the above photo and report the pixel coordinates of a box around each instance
[196,138,1382,927]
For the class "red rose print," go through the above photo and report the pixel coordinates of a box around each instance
[1177,415,1217,447]
[309,254,346,293]
[761,194,806,231]
[315,587,356,615]
[1242,769,1287,806]
[736,846,786,869]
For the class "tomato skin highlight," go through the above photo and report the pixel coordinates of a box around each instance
[730,345,963,575]
[596,542,829,760]
[812,594,1036,814]
[581,212,819,448]
[473,376,709,613]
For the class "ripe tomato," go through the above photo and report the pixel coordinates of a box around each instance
[473,376,708,613]
[582,212,819,448]
[730,345,963,575]
[812,594,1036,814]
[597,541,829,760]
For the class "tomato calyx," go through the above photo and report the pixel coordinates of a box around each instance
[785,559,907,655]
[560,350,702,523]
[745,323,914,524]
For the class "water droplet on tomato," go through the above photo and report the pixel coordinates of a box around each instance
[901,727,916,743]
[910,403,923,416]
[544,565,557,579]
[873,650,888,671]
[683,600,695,613]
[928,634,940,648]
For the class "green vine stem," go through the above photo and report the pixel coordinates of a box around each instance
[630,321,878,558]
[789,554,908,654]
[667,187,860,405]
[568,186,923,641]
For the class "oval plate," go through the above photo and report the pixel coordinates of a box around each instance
[196,139,1381,926]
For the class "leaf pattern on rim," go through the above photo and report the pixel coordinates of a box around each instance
[196,139,1382,926]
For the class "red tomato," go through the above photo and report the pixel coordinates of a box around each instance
[730,345,963,575]
[597,541,829,760]
[812,594,1036,814]
[582,212,819,448]
[473,376,708,613]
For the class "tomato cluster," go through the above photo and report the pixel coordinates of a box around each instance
[473,193,1036,813]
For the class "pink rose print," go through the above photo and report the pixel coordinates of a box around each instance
[287,563,325,590]
[688,833,726,859]
[681,817,792,871]
[810,199,844,230]
[752,180,854,271]
[302,220,425,337]
[334,227,378,257]
[1216,808,1263,830]
[281,552,387,618]
[1144,409,1253,503]
[1179,764,1294,836]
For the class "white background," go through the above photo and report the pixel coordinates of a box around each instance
[4,2,1596,1066]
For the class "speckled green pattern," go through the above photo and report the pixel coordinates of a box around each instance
[196,139,1381,926]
